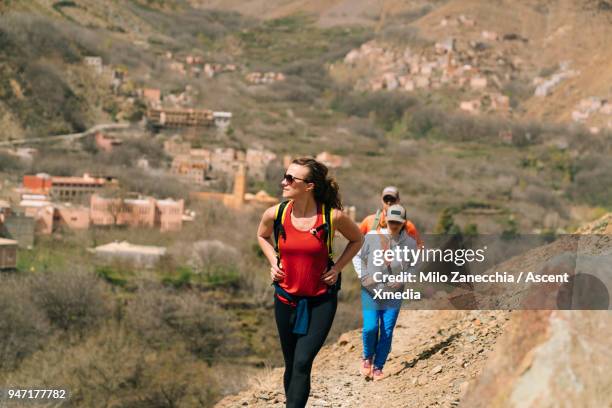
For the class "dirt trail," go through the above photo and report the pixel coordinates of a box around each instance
[215,309,511,408]
[216,215,612,407]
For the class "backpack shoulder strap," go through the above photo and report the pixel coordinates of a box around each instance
[371,209,382,231]
[322,203,342,292]
[321,203,334,261]
[273,200,291,262]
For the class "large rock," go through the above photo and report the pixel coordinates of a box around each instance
[460,310,612,407]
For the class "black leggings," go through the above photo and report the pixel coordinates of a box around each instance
[274,293,337,408]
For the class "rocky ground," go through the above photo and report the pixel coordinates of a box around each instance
[215,309,511,408]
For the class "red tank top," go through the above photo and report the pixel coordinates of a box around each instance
[276,201,330,304]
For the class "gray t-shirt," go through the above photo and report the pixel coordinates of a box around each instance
[352,227,417,292]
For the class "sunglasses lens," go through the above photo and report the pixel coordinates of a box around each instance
[383,195,396,203]
[283,174,294,183]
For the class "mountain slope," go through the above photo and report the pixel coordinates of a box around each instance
[412,0,612,126]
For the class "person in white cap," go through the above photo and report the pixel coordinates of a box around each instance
[353,204,417,380]
[358,186,423,248]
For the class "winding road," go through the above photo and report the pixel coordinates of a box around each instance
[0,123,133,147]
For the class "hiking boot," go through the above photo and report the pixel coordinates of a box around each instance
[360,357,373,377]
[372,367,385,381]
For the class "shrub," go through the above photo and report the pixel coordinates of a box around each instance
[125,287,238,360]
[332,91,418,131]
[29,152,91,176]
[0,275,50,370]
[0,151,25,171]
[270,79,319,103]
[7,322,220,407]
[97,137,169,168]
[115,168,189,199]
[0,13,81,62]
[30,268,111,332]
[568,154,612,208]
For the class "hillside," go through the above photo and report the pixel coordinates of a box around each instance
[413,0,612,127]
[331,0,612,129]
[216,215,612,407]
[2,0,612,233]
[0,0,249,139]
[189,0,441,27]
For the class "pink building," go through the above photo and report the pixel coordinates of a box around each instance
[19,194,54,235]
[22,173,114,202]
[170,155,211,185]
[143,88,161,105]
[95,132,123,153]
[156,199,184,232]
[90,194,184,231]
[54,205,91,230]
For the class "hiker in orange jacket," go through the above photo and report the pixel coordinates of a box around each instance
[359,186,424,248]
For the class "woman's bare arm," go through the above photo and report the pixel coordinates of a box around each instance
[321,209,364,284]
[257,205,285,281]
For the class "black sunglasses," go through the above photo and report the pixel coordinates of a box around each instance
[283,173,311,184]
[383,195,398,204]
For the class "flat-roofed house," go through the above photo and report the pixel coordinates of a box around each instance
[90,194,184,231]
[156,199,184,232]
[91,241,166,268]
[50,174,112,202]
[19,194,54,235]
[54,204,91,230]
[1,213,34,248]
[0,238,18,269]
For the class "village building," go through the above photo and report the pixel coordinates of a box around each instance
[244,190,279,206]
[50,174,115,202]
[1,147,38,164]
[1,212,35,248]
[146,107,214,128]
[0,238,18,270]
[95,132,123,153]
[213,111,233,130]
[22,174,52,194]
[245,72,286,84]
[208,147,244,175]
[90,241,167,268]
[163,137,192,157]
[470,76,488,90]
[22,173,116,202]
[84,56,103,74]
[245,148,277,180]
[90,194,184,232]
[19,194,54,235]
[0,200,10,223]
[460,99,482,114]
[170,155,211,185]
[190,163,278,210]
[111,69,125,93]
[53,204,91,231]
[156,199,185,232]
[142,88,162,106]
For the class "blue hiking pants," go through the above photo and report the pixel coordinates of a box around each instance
[360,287,401,369]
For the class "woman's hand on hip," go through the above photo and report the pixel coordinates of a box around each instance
[270,263,285,282]
[321,265,340,285]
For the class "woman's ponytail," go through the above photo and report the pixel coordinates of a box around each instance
[292,157,343,210]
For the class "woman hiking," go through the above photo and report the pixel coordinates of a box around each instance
[353,204,417,380]
[257,157,363,408]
